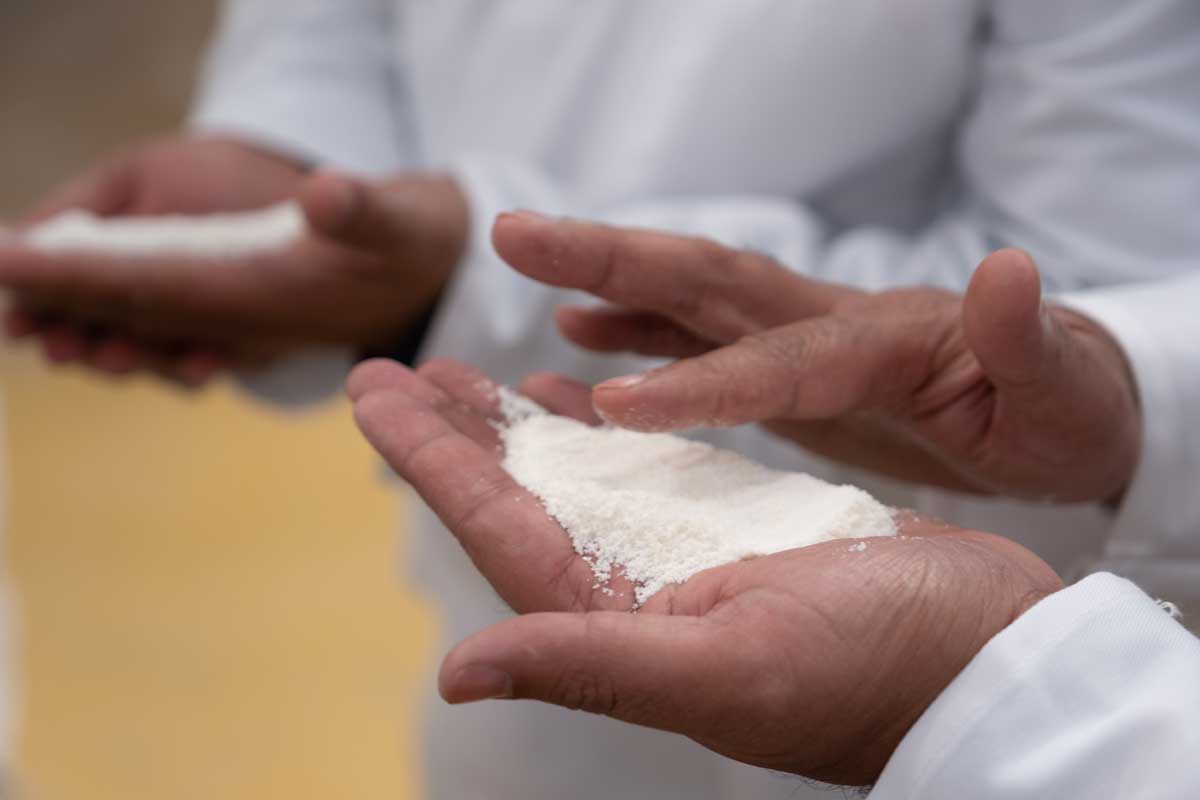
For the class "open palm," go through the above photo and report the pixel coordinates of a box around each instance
[348,357,1061,786]
[1,137,465,381]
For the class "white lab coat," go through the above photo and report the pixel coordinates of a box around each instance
[873,573,1200,800]
[1060,274,1200,620]
[192,1,1200,797]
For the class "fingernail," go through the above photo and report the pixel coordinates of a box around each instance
[450,665,513,703]
[597,373,648,391]
[509,209,553,224]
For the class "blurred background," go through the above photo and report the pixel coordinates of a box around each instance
[0,2,433,797]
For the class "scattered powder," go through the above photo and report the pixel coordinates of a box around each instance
[849,542,869,553]
[496,389,896,604]
[24,202,306,258]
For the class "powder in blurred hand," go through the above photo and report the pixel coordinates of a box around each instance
[497,389,896,604]
[25,202,305,258]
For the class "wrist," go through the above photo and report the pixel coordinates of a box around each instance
[849,531,1062,786]
[1055,307,1142,507]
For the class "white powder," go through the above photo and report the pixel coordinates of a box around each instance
[24,202,305,258]
[497,389,896,604]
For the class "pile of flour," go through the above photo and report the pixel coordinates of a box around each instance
[497,390,896,604]
[24,202,305,258]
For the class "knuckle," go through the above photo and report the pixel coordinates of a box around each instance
[678,239,735,313]
[547,668,620,716]
[593,235,624,294]
[696,237,737,273]
[738,321,853,414]
[741,328,803,366]
[445,469,511,533]
[545,555,596,613]
[417,357,461,380]
[729,248,784,284]
[633,236,730,323]
[735,330,805,387]
[688,353,751,425]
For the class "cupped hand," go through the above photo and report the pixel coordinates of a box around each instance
[490,213,1141,504]
[1,136,468,385]
[348,357,1062,786]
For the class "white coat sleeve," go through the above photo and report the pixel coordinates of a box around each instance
[190,0,406,176]
[190,0,409,405]
[870,573,1200,800]
[1055,273,1200,570]
[428,0,1200,382]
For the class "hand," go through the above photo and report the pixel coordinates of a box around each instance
[0,136,468,385]
[490,213,1141,504]
[347,357,1062,786]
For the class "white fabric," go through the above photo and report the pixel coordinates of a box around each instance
[873,573,1200,799]
[192,2,1200,797]
[1056,275,1200,625]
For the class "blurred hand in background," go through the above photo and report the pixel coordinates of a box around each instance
[0,136,468,385]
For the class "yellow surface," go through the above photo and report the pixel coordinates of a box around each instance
[2,349,433,798]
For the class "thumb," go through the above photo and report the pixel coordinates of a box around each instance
[964,248,1141,501]
[963,249,1059,392]
[440,612,732,733]
[299,171,416,253]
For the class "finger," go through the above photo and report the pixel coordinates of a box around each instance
[40,326,92,364]
[21,157,138,225]
[962,250,1050,393]
[555,306,714,358]
[88,335,150,375]
[68,329,220,384]
[0,245,277,341]
[351,366,604,613]
[417,358,508,421]
[965,249,1117,404]
[170,349,227,387]
[592,317,911,432]
[355,358,503,449]
[416,358,520,452]
[300,171,414,253]
[346,358,419,402]
[0,247,157,305]
[419,357,598,452]
[518,372,603,424]
[492,211,858,343]
[440,611,735,735]
[4,309,41,338]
